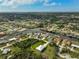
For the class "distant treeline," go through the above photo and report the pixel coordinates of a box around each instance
[0,12,79,21]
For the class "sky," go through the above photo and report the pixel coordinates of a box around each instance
[0,0,79,12]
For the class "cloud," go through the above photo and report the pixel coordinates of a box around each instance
[0,0,37,7]
[44,2,57,6]
[1,0,14,6]
[43,0,61,6]
[0,0,61,8]
[15,0,37,4]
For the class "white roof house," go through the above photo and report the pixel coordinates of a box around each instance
[36,45,45,51]
[9,38,17,41]
[71,44,79,48]
[36,42,49,51]
[2,48,11,54]
[19,28,26,32]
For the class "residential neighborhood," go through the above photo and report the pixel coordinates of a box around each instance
[0,13,79,59]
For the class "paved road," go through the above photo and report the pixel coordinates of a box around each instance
[0,28,78,44]
[0,28,47,43]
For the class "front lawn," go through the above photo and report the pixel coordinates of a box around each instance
[42,45,57,59]
[31,41,45,49]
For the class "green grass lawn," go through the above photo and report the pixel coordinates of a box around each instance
[10,46,21,55]
[0,46,21,59]
[42,45,57,59]
[0,50,3,59]
[0,55,4,59]
[74,48,79,51]
[31,41,45,49]
[69,51,79,58]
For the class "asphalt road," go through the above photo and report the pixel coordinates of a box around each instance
[0,28,78,44]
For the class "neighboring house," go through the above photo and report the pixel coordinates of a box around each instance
[53,36,62,45]
[2,48,11,54]
[19,28,26,32]
[66,40,72,46]
[61,39,68,47]
[71,44,79,48]
[9,37,17,41]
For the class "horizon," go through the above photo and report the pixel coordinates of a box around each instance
[0,11,79,12]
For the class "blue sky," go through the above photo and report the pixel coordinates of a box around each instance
[0,0,79,12]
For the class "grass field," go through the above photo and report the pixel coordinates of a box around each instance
[31,41,45,49]
[42,45,57,59]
